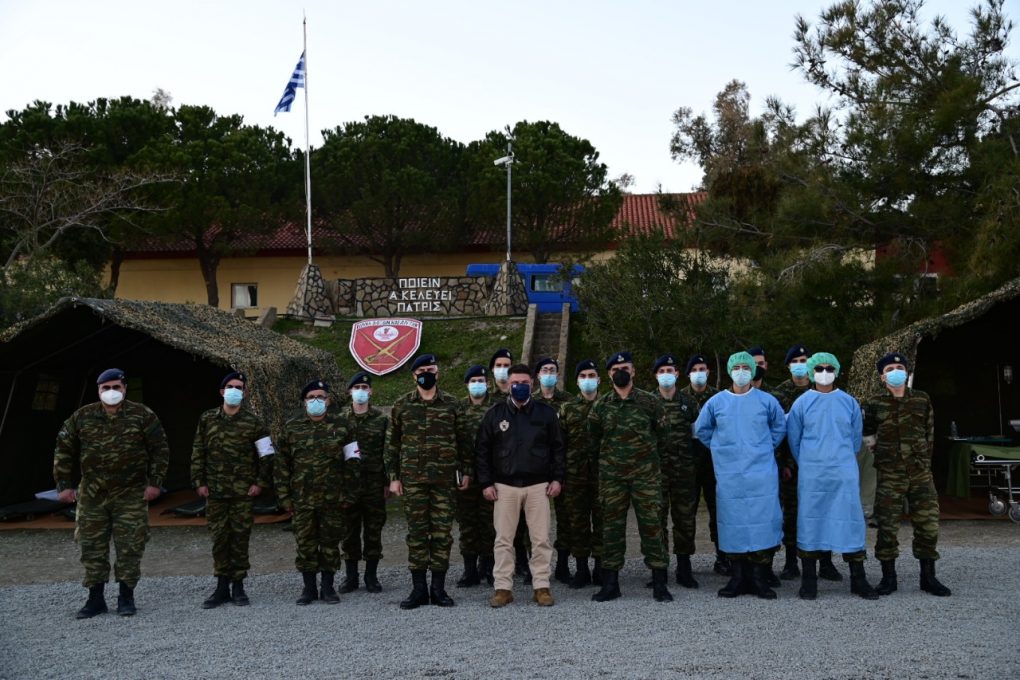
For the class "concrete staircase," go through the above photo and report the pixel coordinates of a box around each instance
[521,303,571,388]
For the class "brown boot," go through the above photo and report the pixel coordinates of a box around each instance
[489,589,514,608]
[532,587,554,606]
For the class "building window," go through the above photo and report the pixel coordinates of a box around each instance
[32,374,60,411]
[232,283,258,308]
[530,274,564,293]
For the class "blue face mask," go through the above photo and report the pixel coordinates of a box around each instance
[467,382,488,398]
[790,363,809,378]
[350,388,370,405]
[306,398,327,416]
[731,368,752,387]
[578,378,599,394]
[510,383,531,402]
[656,373,677,389]
[885,369,908,388]
[539,374,558,389]
[223,387,243,406]
[689,371,708,386]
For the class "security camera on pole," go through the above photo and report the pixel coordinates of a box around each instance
[493,141,514,263]
[483,139,527,316]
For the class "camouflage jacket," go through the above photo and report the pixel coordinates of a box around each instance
[862,388,935,471]
[345,405,389,493]
[655,388,700,476]
[53,400,169,496]
[587,387,667,480]
[534,388,573,407]
[275,412,360,508]
[385,389,472,485]
[461,392,494,454]
[559,393,599,478]
[191,406,273,498]
[681,383,718,409]
[770,379,813,468]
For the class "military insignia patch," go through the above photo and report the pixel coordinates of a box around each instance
[499,420,510,432]
[349,318,423,375]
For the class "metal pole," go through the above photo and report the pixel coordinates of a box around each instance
[505,141,512,263]
[303,16,313,265]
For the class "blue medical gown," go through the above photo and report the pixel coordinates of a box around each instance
[786,389,865,553]
[693,389,786,553]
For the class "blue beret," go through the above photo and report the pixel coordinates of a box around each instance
[96,368,125,384]
[219,371,246,389]
[746,346,765,358]
[410,353,438,371]
[535,357,559,372]
[653,354,678,372]
[685,354,708,373]
[488,348,512,369]
[606,351,633,370]
[463,364,487,382]
[783,344,811,365]
[575,359,598,378]
[301,380,330,399]
[347,371,372,389]
[876,352,908,374]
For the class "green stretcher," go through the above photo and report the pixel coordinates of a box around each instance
[946,440,1020,522]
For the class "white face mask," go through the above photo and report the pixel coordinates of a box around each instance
[730,369,752,388]
[493,367,509,382]
[100,389,124,406]
[814,371,836,387]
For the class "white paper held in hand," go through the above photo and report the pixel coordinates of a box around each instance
[343,441,361,460]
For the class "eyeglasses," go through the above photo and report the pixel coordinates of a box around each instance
[814,366,836,373]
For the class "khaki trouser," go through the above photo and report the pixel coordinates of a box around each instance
[492,482,552,591]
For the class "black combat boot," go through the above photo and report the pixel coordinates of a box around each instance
[363,559,382,593]
[592,569,621,602]
[76,583,107,619]
[750,563,778,600]
[399,570,430,610]
[818,552,843,581]
[479,555,495,586]
[554,549,573,584]
[780,545,800,580]
[296,571,318,605]
[231,579,249,606]
[456,554,480,588]
[319,571,340,604]
[675,555,698,588]
[116,581,136,616]
[339,559,359,594]
[875,559,897,596]
[919,558,951,597]
[202,576,232,609]
[651,568,674,602]
[569,558,592,589]
[429,570,456,607]
[717,559,745,598]
[592,557,603,587]
[713,550,731,576]
[765,555,781,587]
[798,558,817,600]
[849,561,879,600]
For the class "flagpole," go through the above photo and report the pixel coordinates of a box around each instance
[303,16,313,265]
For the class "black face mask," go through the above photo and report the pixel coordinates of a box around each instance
[416,372,437,390]
[612,370,632,388]
[754,366,766,382]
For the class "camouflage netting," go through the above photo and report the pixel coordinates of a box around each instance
[847,277,1020,400]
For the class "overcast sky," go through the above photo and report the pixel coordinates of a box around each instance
[0,0,1010,192]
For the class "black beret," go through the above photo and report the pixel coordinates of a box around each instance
[685,354,708,373]
[606,351,633,371]
[463,364,487,382]
[410,353,438,371]
[652,354,678,372]
[301,380,330,399]
[347,371,372,389]
[876,352,908,374]
[535,357,559,372]
[488,348,513,370]
[96,368,125,385]
[783,345,811,365]
[575,359,598,378]
[746,346,765,358]
[219,371,246,389]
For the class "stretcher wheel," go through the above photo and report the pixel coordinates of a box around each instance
[1008,504,1020,524]
[989,497,1008,516]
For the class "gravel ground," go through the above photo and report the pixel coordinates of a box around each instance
[2,518,1019,679]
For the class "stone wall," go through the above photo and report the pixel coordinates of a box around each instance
[286,264,334,319]
[331,276,494,317]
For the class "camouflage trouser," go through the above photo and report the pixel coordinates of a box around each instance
[342,488,387,561]
[564,471,602,559]
[799,548,866,562]
[553,492,571,552]
[600,475,668,571]
[660,457,698,556]
[693,441,719,546]
[403,481,455,572]
[77,489,149,588]
[780,467,798,548]
[455,484,495,558]
[875,464,940,560]
[207,497,254,581]
[726,547,780,565]
[293,504,344,572]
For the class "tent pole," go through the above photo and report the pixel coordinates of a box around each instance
[0,372,19,442]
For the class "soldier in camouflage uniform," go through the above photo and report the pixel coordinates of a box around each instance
[588,352,673,603]
[862,352,951,597]
[276,380,361,605]
[533,357,574,584]
[560,360,603,589]
[387,353,473,609]
[192,371,275,608]
[652,354,701,589]
[54,368,169,619]
[339,371,389,594]
[456,364,496,588]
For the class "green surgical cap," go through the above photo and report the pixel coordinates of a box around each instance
[727,351,756,373]
[807,352,841,382]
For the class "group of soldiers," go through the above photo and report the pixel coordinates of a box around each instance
[52,341,950,618]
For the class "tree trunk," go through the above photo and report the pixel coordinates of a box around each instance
[107,247,124,296]
[197,249,221,307]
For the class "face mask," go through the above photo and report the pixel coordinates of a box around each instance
[689,371,708,387]
[885,369,907,388]
[306,398,327,416]
[416,372,437,390]
[656,373,677,389]
[578,378,599,394]
[754,366,766,381]
[350,388,370,405]
[100,389,124,406]
[510,383,531,402]
[223,387,244,406]
[612,370,632,388]
[539,374,558,389]
[467,382,488,398]
[731,369,752,387]
[790,363,809,379]
[814,371,836,387]
[493,367,509,382]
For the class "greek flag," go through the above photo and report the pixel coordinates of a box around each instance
[274,52,305,116]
